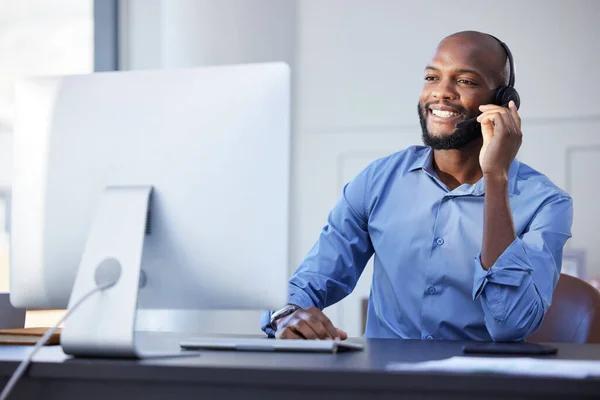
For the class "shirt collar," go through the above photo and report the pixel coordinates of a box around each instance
[408,146,520,196]
[407,146,434,173]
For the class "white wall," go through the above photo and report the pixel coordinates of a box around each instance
[296,0,599,130]
[120,0,296,70]
[293,0,600,336]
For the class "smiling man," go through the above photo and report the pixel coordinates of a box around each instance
[262,31,573,342]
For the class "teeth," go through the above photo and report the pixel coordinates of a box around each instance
[432,109,459,118]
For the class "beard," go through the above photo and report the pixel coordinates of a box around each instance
[418,102,482,150]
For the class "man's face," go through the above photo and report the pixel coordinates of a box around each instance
[418,36,502,150]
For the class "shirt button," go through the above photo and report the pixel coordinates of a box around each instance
[426,335,434,340]
[427,286,436,295]
[436,238,444,246]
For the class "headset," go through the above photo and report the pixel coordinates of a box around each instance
[487,34,520,109]
[456,34,520,130]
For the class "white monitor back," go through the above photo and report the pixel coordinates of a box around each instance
[10,62,290,312]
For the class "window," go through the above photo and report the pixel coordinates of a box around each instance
[0,0,94,187]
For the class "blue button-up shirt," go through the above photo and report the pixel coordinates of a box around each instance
[263,145,573,341]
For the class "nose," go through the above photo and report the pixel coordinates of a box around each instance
[432,79,458,101]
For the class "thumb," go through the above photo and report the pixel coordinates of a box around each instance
[480,118,494,145]
[335,328,348,340]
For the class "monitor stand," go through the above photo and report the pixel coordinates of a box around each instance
[60,186,196,358]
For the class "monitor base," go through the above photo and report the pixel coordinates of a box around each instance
[60,186,169,358]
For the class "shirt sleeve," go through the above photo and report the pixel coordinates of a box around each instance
[472,194,573,342]
[260,163,377,337]
[287,164,376,311]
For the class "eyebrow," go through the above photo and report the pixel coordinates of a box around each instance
[425,65,484,77]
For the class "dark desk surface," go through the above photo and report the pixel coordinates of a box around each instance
[1,332,600,400]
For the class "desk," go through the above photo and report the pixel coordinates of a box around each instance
[0,332,599,399]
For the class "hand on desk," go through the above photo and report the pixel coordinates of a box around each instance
[275,307,348,340]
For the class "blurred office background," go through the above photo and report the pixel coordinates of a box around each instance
[0,0,598,337]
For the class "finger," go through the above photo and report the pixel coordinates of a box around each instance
[305,313,334,339]
[294,318,320,339]
[479,103,520,133]
[477,112,499,126]
[476,106,510,122]
[277,327,304,340]
[486,106,516,134]
[335,328,348,341]
[289,325,308,339]
[497,111,517,136]
[479,112,508,137]
[310,309,338,339]
[477,110,504,124]
[503,107,520,137]
[477,112,497,143]
[508,100,521,127]
[478,113,499,142]
[479,104,506,111]
[275,313,304,339]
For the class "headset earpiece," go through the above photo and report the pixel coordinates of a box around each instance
[494,86,520,109]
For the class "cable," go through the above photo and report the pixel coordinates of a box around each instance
[0,281,115,400]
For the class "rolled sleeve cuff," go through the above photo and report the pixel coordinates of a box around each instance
[472,238,533,300]
[288,286,317,310]
[260,310,276,337]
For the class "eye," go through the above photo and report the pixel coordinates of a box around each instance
[458,79,477,86]
[424,75,438,82]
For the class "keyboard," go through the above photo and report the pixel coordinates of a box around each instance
[180,337,364,353]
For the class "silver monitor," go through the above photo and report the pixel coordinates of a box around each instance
[10,62,291,357]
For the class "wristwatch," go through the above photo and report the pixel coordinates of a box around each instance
[269,304,300,330]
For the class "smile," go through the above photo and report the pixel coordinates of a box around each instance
[431,109,460,118]
[427,107,464,123]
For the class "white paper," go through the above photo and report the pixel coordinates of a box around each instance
[386,356,600,379]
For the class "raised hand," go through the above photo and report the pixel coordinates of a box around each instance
[477,100,522,178]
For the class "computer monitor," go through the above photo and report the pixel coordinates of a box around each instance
[9,62,291,357]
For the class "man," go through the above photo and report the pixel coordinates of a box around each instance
[261,31,573,342]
